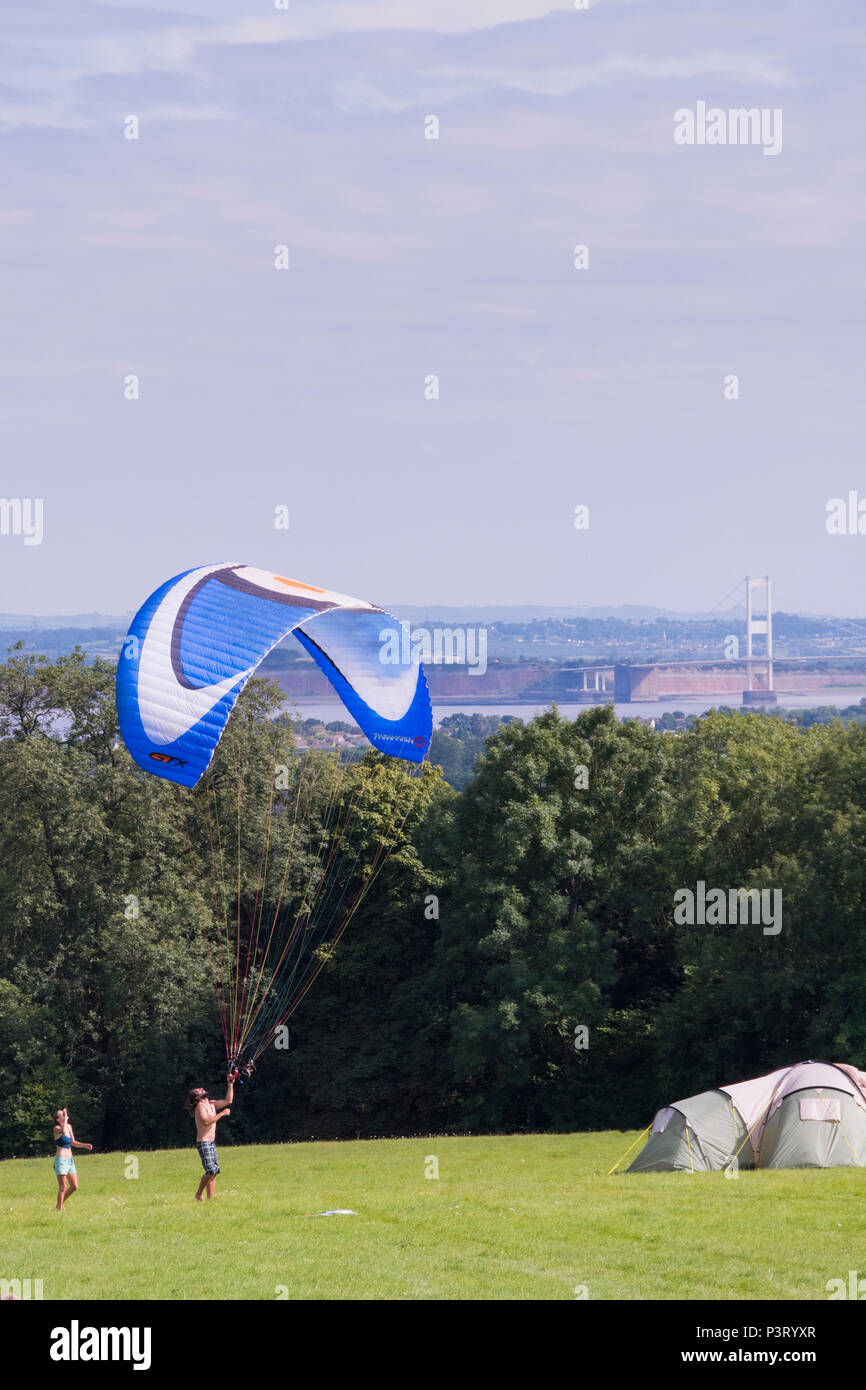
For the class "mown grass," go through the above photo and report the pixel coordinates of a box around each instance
[2,1131,864,1300]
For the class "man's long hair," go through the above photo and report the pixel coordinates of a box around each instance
[185,1087,208,1115]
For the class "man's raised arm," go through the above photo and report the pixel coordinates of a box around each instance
[212,1077,235,1108]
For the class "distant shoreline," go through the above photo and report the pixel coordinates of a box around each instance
[285,690,866,729]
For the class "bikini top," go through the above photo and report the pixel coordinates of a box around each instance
[55,1131,73,1148]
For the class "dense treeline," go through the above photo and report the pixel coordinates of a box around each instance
[429,713,521,790]
[489,610,852,641]
[1,649,864,1157]
[654,699,866,732]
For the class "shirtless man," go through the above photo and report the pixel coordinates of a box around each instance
[185,1075,233,1201]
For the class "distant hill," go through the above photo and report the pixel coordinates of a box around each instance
[0,613,132,630]
[2,606,863,670]
[3,604,863,631]
[389,604,750,623]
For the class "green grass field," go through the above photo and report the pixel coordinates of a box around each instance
[3,1132,864,1300]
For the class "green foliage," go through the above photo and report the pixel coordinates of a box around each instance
[651,713,866,1098]
[2,644,866,1151]
[0,649,233,1155]
[430,707,679,1129]
[0,650,451,1155]
[429,713,520,790]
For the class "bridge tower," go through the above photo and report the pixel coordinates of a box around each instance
[743,575,776,703]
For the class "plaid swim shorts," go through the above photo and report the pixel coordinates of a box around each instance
[54,1154,76,1177]
[197,1140,220,1175]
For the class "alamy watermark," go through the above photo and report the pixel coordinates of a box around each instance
[827,1271,866,1299]
[674,101,782,157]
[1,1277,43,1299]
[380,621,487,675]
[826,492,866,535]
[674,881,782,935]
[0,497,43,545]
[50,1322,151,1369]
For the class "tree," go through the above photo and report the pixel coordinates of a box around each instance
[432,707,678,1129]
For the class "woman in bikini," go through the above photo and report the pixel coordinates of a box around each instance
[53,1107,93,1211]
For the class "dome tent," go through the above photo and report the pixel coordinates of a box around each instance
[628,1061,866,1172]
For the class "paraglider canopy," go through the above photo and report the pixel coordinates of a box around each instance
[114,562,433,1073]
[116,563,431,787]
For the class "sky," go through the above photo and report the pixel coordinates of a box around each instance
[0,0,864,616]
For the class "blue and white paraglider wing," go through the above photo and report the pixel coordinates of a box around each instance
[116,563,431,786]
